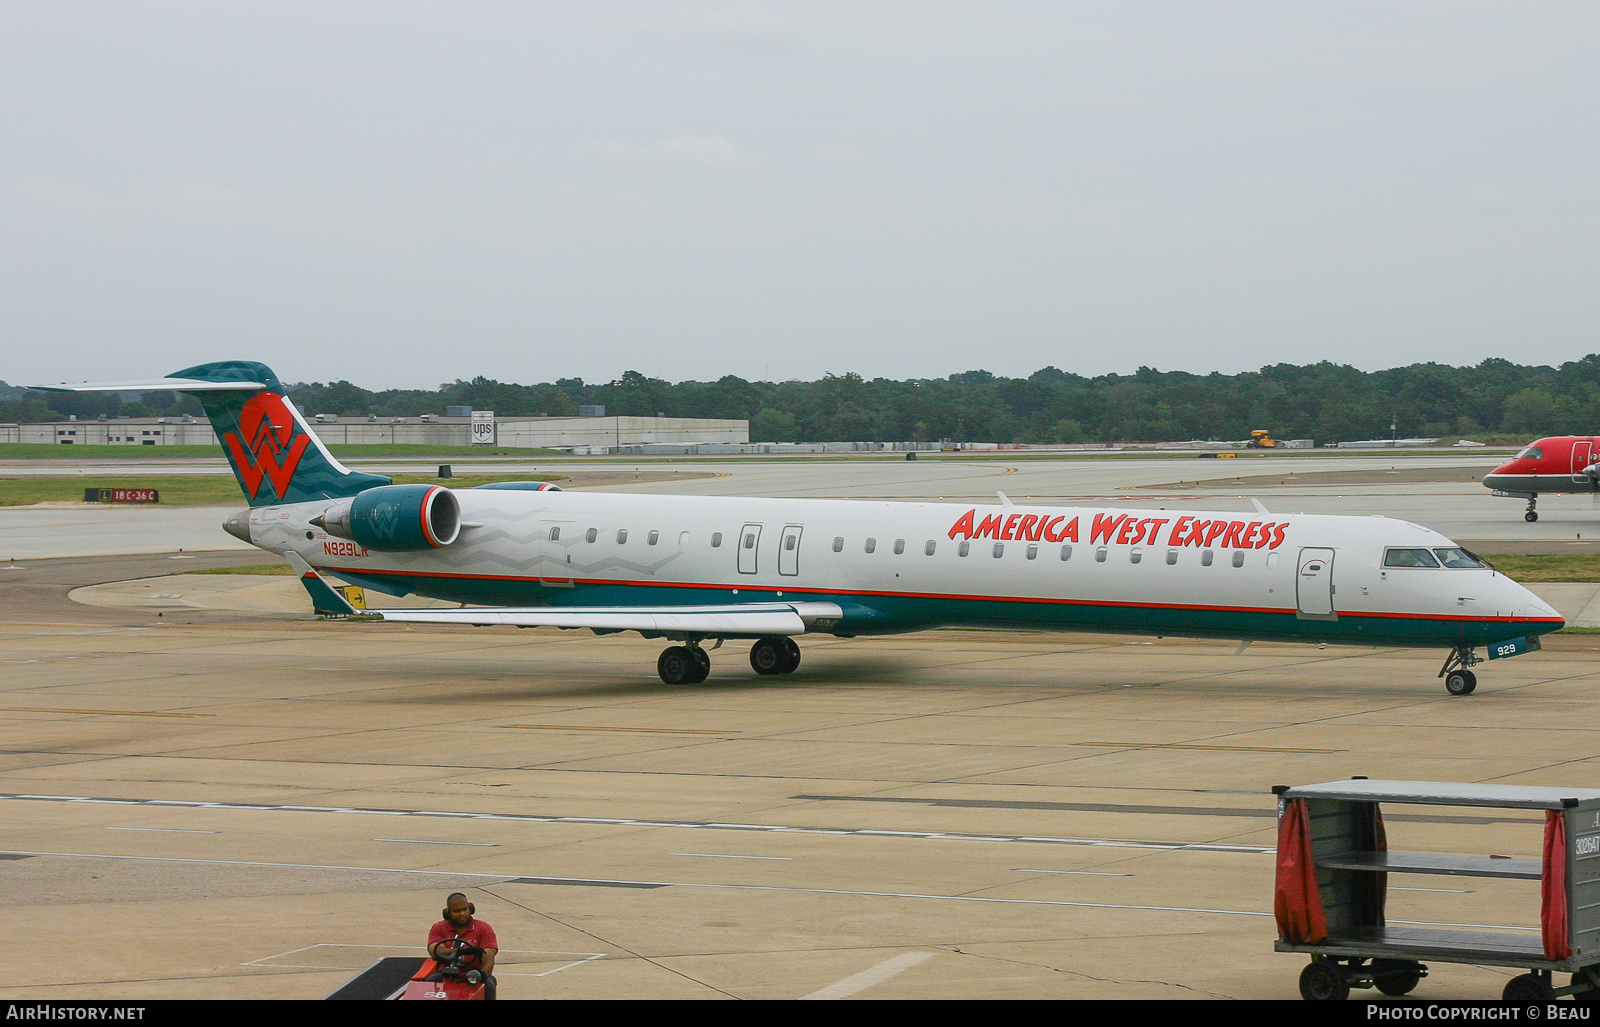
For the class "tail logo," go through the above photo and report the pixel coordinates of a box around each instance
[221,392,311,500]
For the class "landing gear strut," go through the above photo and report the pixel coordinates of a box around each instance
[1526,495,1539,522]
[1438,646,1481,696]
[658,641,711,685]
[750,636,801,675]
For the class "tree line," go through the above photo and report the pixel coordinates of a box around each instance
[5,355,1600,445]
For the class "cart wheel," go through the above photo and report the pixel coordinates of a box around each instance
[1299,960,1350,1001]
[1371,959,1424,996]
[1504,973,1556,1001]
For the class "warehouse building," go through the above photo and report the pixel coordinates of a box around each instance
[0,412,748,452]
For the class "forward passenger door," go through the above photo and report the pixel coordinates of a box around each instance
[1296,547,1336,620]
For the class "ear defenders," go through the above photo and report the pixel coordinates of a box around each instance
[442,901,476,919]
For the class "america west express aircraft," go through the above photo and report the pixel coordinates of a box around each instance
[39,361,1564,696]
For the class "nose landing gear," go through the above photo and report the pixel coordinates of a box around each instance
[1439,646,1482,695]
[1525,495,1539,522]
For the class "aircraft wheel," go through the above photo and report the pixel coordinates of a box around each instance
[688,646,711,683]
[779,638,801,674]
[1298,960,1349,1001]
[1444,670,1477,696]
[658,646,696,685]
[1526,511,1539,523]
[750,637,787,675]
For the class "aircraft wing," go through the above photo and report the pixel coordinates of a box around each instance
[285,553,840,636]
[372,601,842,637]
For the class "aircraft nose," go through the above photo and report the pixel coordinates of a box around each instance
[1506,578,1563,628]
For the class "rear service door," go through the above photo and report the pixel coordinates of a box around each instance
[1296,547,1336,620]
[539,519,576,587]
[778,524,803,576]
[738,523,762,575]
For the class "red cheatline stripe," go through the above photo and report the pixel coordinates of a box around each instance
[320,566,1561,625]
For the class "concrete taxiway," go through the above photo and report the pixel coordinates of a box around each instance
[0,454,1595,1000]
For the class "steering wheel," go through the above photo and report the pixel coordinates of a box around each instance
[434,937,483,962]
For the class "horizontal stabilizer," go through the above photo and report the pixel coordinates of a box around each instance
[372,601,844,638]
[30,377,266,393]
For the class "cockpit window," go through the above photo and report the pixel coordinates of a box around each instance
[1384,548,1441,568]
[1516,446,1543,461]
[1433,547,1486,569]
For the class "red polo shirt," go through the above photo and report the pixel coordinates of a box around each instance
[427,917,499,971]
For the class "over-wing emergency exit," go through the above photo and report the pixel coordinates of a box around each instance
[35,361,1564,695]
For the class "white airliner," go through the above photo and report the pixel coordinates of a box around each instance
[36,361,1563,695]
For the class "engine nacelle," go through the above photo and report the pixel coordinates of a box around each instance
[317,484,461,551]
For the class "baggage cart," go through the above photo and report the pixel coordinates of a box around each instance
[1272,777,1600,1000]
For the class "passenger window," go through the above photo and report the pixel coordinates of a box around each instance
[548,526,561,541]
[1130,549,1141,564]
[1059,545,1072,561]
[833,537,844,552]
[1232,550,1245,568]
[585,528,598,543]
[1267,552,1280,569]
[1166,549,1177,565]
[616,529,628,544]
[1026,544,1037,560]
[1433,547,1485,568]
[679,531,690,546]
[925,540,936,556]
[1095,548,1107,563]
[712,532,723,548]
[993,543,1004,558]
[865,538,877,554]
[958,541,970,557]
[894,539,905,555]
[744,532,756,549]
[648,530,659,545]
[1384,548,1440,568]
[1201,550,1213,566]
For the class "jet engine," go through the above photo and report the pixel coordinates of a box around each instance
[315,484,461,551]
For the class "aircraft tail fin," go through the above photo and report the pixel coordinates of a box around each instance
[33,360,391,507]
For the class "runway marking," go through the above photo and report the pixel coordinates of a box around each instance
[373,838,498,847]
[106,827,219,834]
[243,942,604,978]
[506,724,735,735]
[672,852,791,861]
[801,952,936,1000]
[0,707,213,718]
[1014,869,1132,876]
[0,792,1273,854]
[1076,741,1344,754]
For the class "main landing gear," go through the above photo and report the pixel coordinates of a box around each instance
[1525,494,1539,522]
[656,636,802,684]
[1439,645,1482,696]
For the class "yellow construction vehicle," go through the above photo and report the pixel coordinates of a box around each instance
[1246,430,1279,449]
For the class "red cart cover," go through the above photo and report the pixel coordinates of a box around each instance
[1275,798,1328,943]
[1544,810,1571,961]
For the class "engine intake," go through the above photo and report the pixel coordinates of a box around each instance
[316,484,461,551]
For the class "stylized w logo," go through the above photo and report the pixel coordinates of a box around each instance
[221,392,311,500]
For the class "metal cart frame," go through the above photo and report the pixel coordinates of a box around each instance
[1273,778,1600,1001]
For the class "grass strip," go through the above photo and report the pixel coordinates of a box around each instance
[0,472,566,507]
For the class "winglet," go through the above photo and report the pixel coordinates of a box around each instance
[286,552,359,616]
[997,491,1014,507]
[1250,498,1270,514]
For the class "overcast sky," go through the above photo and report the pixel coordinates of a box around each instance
[3,1,1597,389]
